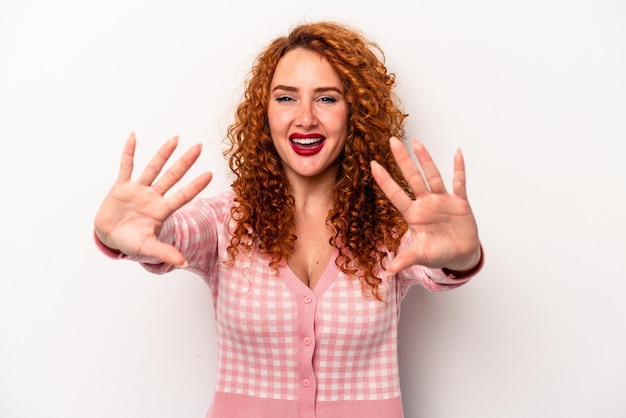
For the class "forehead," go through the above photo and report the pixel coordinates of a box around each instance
[271,48,342,88]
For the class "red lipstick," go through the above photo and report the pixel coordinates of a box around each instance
[289,133,326,156]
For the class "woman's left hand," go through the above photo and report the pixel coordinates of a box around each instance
[371,137,481,274]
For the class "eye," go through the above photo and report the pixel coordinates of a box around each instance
[275,96,294,103]
[318,96,338,104]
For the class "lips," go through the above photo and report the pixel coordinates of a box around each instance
[289,133,326,156]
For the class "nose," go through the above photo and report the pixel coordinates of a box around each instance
[295,101,318,128]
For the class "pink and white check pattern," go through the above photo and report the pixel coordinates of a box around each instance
[98,191,475,417]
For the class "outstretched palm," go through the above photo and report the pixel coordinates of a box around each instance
[94,133,213,266]
[371,137,481,274]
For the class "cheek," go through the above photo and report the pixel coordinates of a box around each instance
[328,114,349,138]
[267,107,289,133]
[328,107,348,131]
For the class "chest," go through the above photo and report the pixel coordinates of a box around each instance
[287,222,335,289]
[215,256,398,350]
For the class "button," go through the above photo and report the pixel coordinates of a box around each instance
[302,379,311,388]
[303,337,312,346]
[304,295,312,304]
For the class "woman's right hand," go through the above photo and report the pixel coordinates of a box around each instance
[94,133,213,267]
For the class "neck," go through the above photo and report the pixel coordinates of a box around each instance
[286,167,337,212]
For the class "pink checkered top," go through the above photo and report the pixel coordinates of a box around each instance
[95,191,479,418]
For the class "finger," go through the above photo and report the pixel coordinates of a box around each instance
[165,171,213,212]
[136,136,180,186]
[153,143,204,195]
[386,250,419,275]
[142,240,188,268]
[370,160,414,214]
[389,137,429,196]
[117,133,136,182]
[453,148,468,199]
[412,140,446,194]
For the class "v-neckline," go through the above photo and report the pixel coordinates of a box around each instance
[279,249,340,296]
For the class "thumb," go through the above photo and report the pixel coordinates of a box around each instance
[141,240,188,268]
[387,250,422,275]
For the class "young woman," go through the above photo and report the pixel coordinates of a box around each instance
[94,21,483,418]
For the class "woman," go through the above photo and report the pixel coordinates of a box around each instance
[94,21,482,418]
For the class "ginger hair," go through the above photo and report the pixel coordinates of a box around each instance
[224,21,413,299]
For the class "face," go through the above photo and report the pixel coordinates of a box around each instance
[267,48,348,183]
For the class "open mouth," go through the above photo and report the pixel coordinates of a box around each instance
[290,136,326,156]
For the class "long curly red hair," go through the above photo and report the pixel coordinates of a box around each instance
[224,21,413,299]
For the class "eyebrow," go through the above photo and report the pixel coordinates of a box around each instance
[271,85,343,94]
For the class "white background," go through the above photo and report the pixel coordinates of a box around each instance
[1,0,625,417]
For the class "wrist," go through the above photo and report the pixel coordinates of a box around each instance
[93,230,123,258]
[442,245,483,277]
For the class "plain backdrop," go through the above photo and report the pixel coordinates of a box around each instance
[1,0,625,417]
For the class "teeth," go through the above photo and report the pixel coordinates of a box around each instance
[291,137,323,145]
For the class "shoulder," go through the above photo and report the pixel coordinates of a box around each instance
[186,190,236,214]
[168,190,236,228]
[203,190,237,211]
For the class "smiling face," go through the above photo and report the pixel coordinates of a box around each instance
[267,48,349,184]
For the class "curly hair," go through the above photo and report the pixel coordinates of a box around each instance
[224,21,413,299]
